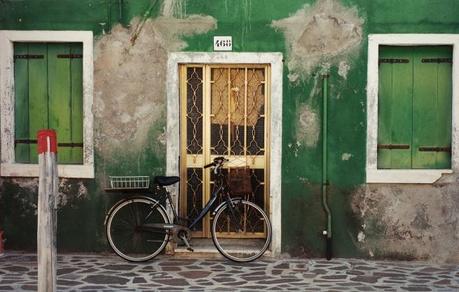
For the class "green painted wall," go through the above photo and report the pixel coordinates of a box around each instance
[1,0,459,260]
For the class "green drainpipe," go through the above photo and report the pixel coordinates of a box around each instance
[322,73,332,260]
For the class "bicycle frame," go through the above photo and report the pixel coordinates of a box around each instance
[187,184,223,229]
[164,174,229,230]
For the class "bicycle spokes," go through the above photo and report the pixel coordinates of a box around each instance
[106,198,170,262]
[212,200,271,262]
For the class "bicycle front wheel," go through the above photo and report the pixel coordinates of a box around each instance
[211,200,272,262]
[106,197,170,262]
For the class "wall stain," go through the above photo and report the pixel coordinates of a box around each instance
[352,184,459,263]
[0,178,89,209]
[271,0,363,81]
[0,178,38,215]
[57,179,89,207]
[341,153,352,161]
[338,60,351,79]
[296,104,320,148]
[8,178,38,193]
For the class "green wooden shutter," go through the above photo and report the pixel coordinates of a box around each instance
[378,45,452,170]
[13,42,83,165]
[377,46,413,169]
[412,46,452,169]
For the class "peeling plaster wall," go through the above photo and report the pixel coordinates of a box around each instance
[272,0,363,81]
[352,183,459,263]
[94,15,216,158]
[274,0,365,208]
[296,104,320,147]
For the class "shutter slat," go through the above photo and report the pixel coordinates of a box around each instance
[377,49,393,168]
[48,43,72,164]
[435,47,453,168]
[14,43,30,163]
[28,43,49,163]
[70,43,84,164]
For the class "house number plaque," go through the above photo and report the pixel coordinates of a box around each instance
[213,36,232,51]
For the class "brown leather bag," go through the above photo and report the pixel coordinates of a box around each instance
[228,167,252,194]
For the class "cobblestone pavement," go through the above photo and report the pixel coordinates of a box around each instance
[0,252,458,291]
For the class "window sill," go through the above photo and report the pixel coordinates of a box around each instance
[366,169,453,184]
[1,163,94,178]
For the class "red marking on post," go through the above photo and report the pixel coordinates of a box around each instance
[37,130,57,154]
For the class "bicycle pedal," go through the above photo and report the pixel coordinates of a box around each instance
[179,233,194,252]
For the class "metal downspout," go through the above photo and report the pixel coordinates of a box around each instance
[321,73,332,260]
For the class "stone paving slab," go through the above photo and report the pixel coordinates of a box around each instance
[0,252,458,291]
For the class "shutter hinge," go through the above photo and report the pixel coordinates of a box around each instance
[15,139,83,147]
[379,58,409,64]
[377,144,410,150]
[57,54,83,59]
[418,146,451,153]
[421,58,452,64]
[14,54,44,59]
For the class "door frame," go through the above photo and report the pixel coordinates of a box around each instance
[166,52,283,256]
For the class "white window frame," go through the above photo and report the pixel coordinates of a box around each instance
[366,34,459,183]
[166,52,283,256]
[0,30,94,178]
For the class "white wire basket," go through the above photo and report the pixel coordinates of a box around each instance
[108,176,150,190]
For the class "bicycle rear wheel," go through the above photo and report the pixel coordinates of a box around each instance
[211,200,272,262]
[106,197,170,262]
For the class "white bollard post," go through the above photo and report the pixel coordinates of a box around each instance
[37,129,58,292]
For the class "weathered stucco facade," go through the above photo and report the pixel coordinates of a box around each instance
[0,0,458,262]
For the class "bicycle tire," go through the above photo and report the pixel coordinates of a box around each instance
[211,199,272,262]
[106,197,170,262]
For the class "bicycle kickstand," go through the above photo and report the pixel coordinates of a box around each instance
[179,233,194,252]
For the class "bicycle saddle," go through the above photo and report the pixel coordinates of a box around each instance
[154,176,180,186]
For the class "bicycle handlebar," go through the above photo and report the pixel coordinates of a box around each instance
[203,162,215,168]
[203,157,229,169]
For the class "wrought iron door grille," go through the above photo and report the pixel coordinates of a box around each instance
[180,64,270,238]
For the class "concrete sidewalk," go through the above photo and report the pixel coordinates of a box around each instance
[0,252,458,291]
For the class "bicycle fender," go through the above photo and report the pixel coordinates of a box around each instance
[104,196,165,226]
[212,197,243,216]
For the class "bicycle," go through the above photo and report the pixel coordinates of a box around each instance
[104,156,272,263]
